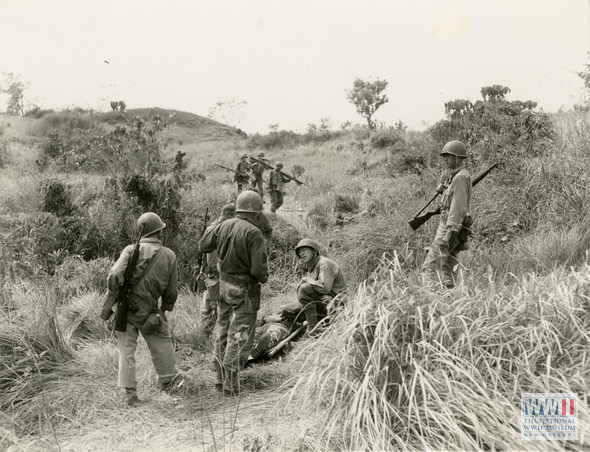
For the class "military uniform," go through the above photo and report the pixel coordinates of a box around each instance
[107,235,178,393]
[234,158,250,192]
[282,255,347,331]
[199,213,268,394]
[268,168,290,213]
[422,165,472,287]
[251,161,267,201]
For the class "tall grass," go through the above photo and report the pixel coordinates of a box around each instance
[284,254,590,450]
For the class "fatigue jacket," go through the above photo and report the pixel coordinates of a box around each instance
[235,160,250,178]
[107,237,178,312]
[440,166,471,230]
[304,256,347,297]
[252,162,266,181]
[268,169,290,192]
[199,215,268,284]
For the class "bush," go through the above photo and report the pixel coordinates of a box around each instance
[369,128,403,149]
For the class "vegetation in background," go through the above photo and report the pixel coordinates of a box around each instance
[1,84,590,450]
[346,77,389,129]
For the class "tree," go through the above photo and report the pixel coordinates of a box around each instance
[346,77,389,129]
[1,73,28,116]
[207,98,247,128]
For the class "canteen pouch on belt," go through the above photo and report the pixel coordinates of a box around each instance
[140,313,161,335]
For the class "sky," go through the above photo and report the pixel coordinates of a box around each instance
[0,0,588,134]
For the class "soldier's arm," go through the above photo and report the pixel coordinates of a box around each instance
[161,255,178,312]
[107,245,133,291]
[446,174,470,229]
[305,260,335,295]
[249,232,268,284]
[199,223,219,254]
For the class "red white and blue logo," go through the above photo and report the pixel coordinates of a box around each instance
[521,393,578,441]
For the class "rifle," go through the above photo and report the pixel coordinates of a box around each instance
[114,223,146,332]
[267,321,308,358]
[247,154,310,187]
[215,163,238,174]
[408,163,499,231]
[192,207,209,293]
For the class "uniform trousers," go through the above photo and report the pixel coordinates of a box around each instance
[116,318,176,388]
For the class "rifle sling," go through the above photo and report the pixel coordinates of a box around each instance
[126,247,164,314]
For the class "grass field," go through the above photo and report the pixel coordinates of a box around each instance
[1,107,589,451]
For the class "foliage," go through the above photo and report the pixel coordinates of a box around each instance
[287,256,590,451]
[346,77,389,129]
[369,128,404,149]
[1,72,28,116]
[207,98,248,128]
[430,85,555,161]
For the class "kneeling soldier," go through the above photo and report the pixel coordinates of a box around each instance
[281,239,347,336]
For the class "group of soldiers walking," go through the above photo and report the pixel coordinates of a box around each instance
[105,140,473,404]
[232,153,297,213]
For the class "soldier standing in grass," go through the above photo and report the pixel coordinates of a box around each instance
[234,153,251,192]
[281,238,347,336]
[199,191,268,396]
[199,203,236,337]
[267,161,291,214]
[107,212,181,406]
[250,151,269,203]
[422,140,472,289]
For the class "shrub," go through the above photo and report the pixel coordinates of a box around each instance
[369,128,403,149]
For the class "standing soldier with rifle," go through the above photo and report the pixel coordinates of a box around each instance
[250,151,269,203]
[234,153,251,193]
[106,212,181,405]
[198,204,236,337]
[422,141,472,289]
[199,191,268,396]
[268,161,292,214]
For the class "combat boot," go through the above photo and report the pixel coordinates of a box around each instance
[223,369,239,396]
[125,387,141,406]
[213,360,224,392]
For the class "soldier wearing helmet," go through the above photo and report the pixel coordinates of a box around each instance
[281,238,347,336]
[199,204,236,337]
[268,161,292,213]
[422,140,472,289]
[250,151,270,203]
[234,153,251,193]
[107,212,181,405]
[199,191,268,396]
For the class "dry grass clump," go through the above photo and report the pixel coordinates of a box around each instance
[284,254,590,451]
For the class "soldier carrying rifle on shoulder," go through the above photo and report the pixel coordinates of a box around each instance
[420,141,473,289]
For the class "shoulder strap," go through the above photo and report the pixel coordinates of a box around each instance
[129,247,164,286]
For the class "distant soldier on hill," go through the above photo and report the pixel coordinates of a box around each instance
[250,151,269,203]
[267,161,292,214]
[422,140,472,289]
[234,154,251,192]
[173,151,186,173]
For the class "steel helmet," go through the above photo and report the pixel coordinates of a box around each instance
[275,161,284,169]
[440,140,467,157]
[295,238,320,257]
[241,153,248,159]
[257,151,265,158]
[137,212,166,237]
[235,191,263,213]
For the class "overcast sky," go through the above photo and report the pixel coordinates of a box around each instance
[0,0,588,134]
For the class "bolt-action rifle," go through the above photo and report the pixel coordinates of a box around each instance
[215,163,238,174]
[247,154,310,187]
[193,207,209,293]
[113,222,146,332]
[408,163,499,231]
